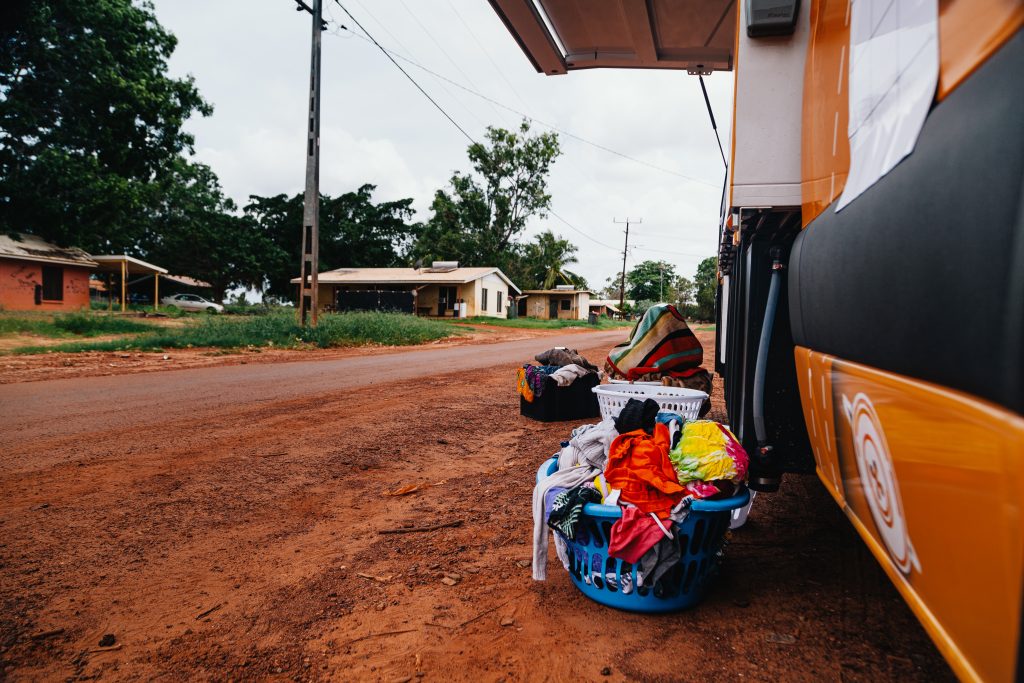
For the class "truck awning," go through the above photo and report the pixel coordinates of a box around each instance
[488,0,736,75]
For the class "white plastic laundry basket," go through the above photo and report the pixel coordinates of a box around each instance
[592,384,708,421]
[607,379,662,385]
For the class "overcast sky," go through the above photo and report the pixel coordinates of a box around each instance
[151,0,734,291]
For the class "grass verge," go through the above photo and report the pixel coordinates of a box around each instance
[6,311,457,354]
[0,312,156,338]
[449,316,633,330]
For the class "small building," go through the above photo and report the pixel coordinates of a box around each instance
[0,233,97,311]
[588,299,623,318]
[291,263,521,318]
[521,287,591,321]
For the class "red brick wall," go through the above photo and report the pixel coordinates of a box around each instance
[0,259,92,311]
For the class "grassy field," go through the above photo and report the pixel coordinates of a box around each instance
[2,311,457,354]
[450,316,634,330]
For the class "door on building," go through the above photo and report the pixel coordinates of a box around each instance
[549,299,559,319]
[438,286,456,316]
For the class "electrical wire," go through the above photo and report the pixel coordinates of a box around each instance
[329,19,718,189]
[333,1,476,144]
[325,2,715,262]
[396,0,510,126]
[547,210,621,251]
[442,0,534,115]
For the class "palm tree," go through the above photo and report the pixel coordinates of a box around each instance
[524,231,588,289]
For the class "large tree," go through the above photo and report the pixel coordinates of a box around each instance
[673,274,696,313]
[0,0,210,251]
[411,121,561,268]
[245,186,420,300]
[627,260,677,303]
[143,160,269,302]
[694,256,718,321]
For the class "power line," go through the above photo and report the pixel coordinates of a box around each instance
[396,0,510,127]
[328,1,489,131]
[633,245,715,258]
[328,21,718,189]
[548,209,620,251]
[443,0,535,115]
[333,1,475,144]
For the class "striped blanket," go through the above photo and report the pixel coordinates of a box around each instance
[605,304,704,380]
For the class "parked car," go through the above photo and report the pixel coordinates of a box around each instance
[160,293,224,313]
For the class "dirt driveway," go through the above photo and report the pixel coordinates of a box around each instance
[0,329,953,681]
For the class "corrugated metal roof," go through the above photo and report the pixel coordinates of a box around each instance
[0,233,98,268]
[291,267,521,294]
[522,289,592,294]
[91,255,169,275]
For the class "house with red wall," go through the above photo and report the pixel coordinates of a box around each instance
[0,233,97,312]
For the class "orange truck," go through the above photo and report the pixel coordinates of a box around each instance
[488,1,1023,680]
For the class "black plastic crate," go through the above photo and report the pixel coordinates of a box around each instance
[519,373,601,422]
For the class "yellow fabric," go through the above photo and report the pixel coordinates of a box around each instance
[670,420,738,483]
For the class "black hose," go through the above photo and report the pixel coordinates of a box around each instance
[753,250,783,446]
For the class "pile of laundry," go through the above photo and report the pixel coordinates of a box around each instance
[532,397,747,593]
[604,303,713,415]
[516,347,599,402]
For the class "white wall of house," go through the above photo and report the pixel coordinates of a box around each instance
[471,273,509,318]
[576,292,591,320]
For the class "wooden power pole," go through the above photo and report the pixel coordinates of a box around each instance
[613,217,641,311]
[297,0,323,326]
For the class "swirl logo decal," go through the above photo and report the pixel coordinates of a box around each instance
[842,392,920,575]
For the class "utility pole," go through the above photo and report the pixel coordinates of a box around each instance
[613,217,641,311]
[296,0,324,326]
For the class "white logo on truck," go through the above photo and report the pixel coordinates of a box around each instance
[842,392,920,575]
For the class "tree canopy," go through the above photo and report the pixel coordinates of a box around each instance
[411,121,561,272]
[244,186,420,300]
[143,160,268,302]
[517,230,587,290]
[0,0,210,251]
[694,256,718,320]
[627,260,677,303]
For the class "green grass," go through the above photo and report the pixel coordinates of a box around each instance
[449,316,634,330]
[0,312,156,338]
[6,311,457,354]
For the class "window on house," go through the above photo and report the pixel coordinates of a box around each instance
[497,291,503,312]
[560,298,571,311]
[482,288,488,312]
[41,266,63,301]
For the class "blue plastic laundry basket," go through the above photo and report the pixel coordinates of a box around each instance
[537,457,749,613]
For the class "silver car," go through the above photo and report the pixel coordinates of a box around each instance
[160,293,224,313]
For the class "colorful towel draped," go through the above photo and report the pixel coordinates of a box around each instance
[605,304,704,381]
[516,365,560,402]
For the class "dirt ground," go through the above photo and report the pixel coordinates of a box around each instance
[0,328,954,681]
[0,322,584,385]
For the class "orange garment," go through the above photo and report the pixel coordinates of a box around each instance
[604,423,685,517]
[516,367,534,402]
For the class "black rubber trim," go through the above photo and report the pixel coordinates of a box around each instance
[790,30,1024,414]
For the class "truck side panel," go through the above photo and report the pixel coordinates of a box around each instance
[796,348,1024,683]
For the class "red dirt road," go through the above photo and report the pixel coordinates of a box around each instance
[0,329,953,681]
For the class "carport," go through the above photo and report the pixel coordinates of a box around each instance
[91,255,169,312]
